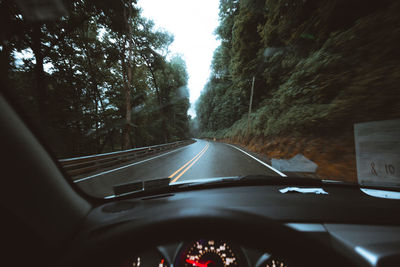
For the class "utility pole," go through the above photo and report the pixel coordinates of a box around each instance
[246,76,255,135]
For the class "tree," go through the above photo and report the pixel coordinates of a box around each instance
[2,0,190,158]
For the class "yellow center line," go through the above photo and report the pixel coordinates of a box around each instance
[168,142,209,179]
[169,142,209,179]
[171,143,209,183]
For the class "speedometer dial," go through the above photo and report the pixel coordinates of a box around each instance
[177,239,243,267]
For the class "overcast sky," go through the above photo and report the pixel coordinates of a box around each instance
[138,0,220,117]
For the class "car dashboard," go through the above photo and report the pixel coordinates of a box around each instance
[65,184,400,267]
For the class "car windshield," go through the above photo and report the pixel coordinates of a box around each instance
[1,0,399,198]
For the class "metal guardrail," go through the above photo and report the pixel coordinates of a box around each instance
[59,140,193,177]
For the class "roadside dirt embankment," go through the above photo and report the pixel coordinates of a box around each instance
[221,134,357,182]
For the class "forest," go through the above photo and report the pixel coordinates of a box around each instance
[2,0,400,181]
[1,0,191,158]
[196,0,400,181]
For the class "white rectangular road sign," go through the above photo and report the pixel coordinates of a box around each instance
[354,119,400,188]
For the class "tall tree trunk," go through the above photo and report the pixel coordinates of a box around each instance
[81,27,105,153]
[141,55,168,143]
[124,65,132,149]
[121,55,132,150]
[149,66,168,143]
[121,2,135,149]
[31,23,48,128]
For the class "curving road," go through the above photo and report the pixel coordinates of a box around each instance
[76,139,285,198]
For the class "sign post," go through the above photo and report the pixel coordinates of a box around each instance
[246,76,255,135]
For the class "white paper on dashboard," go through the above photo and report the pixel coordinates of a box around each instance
[354,119,400,188]
[279,187,328,195]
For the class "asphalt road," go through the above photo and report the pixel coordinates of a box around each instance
[76,139,284,198]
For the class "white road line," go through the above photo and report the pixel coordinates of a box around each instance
[226,144,287,177]
[73,146,189,183]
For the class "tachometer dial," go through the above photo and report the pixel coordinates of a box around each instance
[255,253,289,267]
[265,259,288,267]
[122,253,167,267]
[177,239,242,267]
[128,256,141,267]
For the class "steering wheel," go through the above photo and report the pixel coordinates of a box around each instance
[60,207,357,267]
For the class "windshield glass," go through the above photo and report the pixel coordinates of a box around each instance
[2,0,399,198]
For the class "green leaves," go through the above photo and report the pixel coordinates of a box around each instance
[197,0,400,141]
[4,0,190,157]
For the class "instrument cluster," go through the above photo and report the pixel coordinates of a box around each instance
[120,238,290,267]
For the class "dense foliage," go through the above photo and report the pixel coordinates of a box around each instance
[196,0,400,140]
[1,0,190,158]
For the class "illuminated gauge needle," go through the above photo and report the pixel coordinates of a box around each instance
[185,259,213,267]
